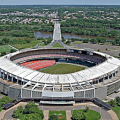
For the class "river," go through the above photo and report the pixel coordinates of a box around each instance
[34,31,115,41]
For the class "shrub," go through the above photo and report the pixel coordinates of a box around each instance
[49,115,58,120]
[108,99,116,107]
[17,105,23,113]
[83,106,89,112]
[13,110,20,118]
[1,51,6,56]
[116,96,120,106]
[72,111,86,120]
[10,49,17,53]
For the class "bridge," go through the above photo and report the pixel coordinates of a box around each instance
[33,18,72,49]
[48,18,69,48]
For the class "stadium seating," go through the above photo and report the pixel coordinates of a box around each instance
[14,53,104,64]
[19,60,55,70]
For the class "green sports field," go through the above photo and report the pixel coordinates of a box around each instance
[0,45,13,53]
[40,63,85,74]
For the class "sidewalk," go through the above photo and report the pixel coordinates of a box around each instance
[8,45,18,51]
[43,110,49,120]
[108,110,119,120]
[66,110,72,120]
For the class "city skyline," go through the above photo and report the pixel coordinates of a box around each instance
[0,0,120,5]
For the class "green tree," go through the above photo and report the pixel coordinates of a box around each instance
[10,49,17,53]
[23,102,44,119]
[1,96,10,105]
[62,36,65,42]
[1,51,6,56]
[112,41,116,46]
[17,105,23,113]
[83,106,89,112]
[49,115,58,120]
[90,38,98,44]
[116,96,120,106]
[13,110,20,118]
[72,111,86,120]
[98,49,100,52]
[2,38,10,44]
[108,99,116,107]
[23,102,39,114]
[25,113,42,120]
[66,40,71,45]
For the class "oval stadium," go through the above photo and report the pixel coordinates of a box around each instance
[0,19,120,106]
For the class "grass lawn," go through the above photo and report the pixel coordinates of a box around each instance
[72,110,101,120]
[40,63,85,74]
[52,42,63,48]
[72,41,82,44]
[0,107,2,112]
[11,40,44,50]
[112,105,120,119]
[0,45,13,53]
[49,110,66,120]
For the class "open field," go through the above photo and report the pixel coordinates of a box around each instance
[40,63,85,74]
[0,45,13,53]
[72,41,82,44]
[11,40,44,50]
[52,42,63,48]
[73,43,120,56]
[49,110,66,120]
[71,110,101,120]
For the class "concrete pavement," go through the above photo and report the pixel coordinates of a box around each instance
[66,110,72,120]
[43,110,49,120]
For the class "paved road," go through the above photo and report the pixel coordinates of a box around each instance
[3,104,112,120]
[108,92,120,99]
[3,107,16,120]
[38,105,112,120]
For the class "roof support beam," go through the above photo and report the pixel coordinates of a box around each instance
[70,83,74,92]
[42,84,46,91]
[86,81,94,88]
[22,81,31,88]
[32,83,39,90]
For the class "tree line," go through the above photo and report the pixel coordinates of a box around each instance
[60,18,120,29]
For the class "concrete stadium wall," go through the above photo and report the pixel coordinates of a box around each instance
[74,89,94,98]
[95,87,107,100]
[8,86,21,100]
[107,79,120,95]
[0,80,10,94]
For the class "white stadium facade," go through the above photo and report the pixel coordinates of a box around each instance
[0,18,120,106]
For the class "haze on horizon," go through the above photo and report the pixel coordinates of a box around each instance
[0,0,120,5]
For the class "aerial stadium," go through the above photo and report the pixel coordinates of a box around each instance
[0,18,120,105]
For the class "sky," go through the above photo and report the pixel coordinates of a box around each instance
[0,0,120,5]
